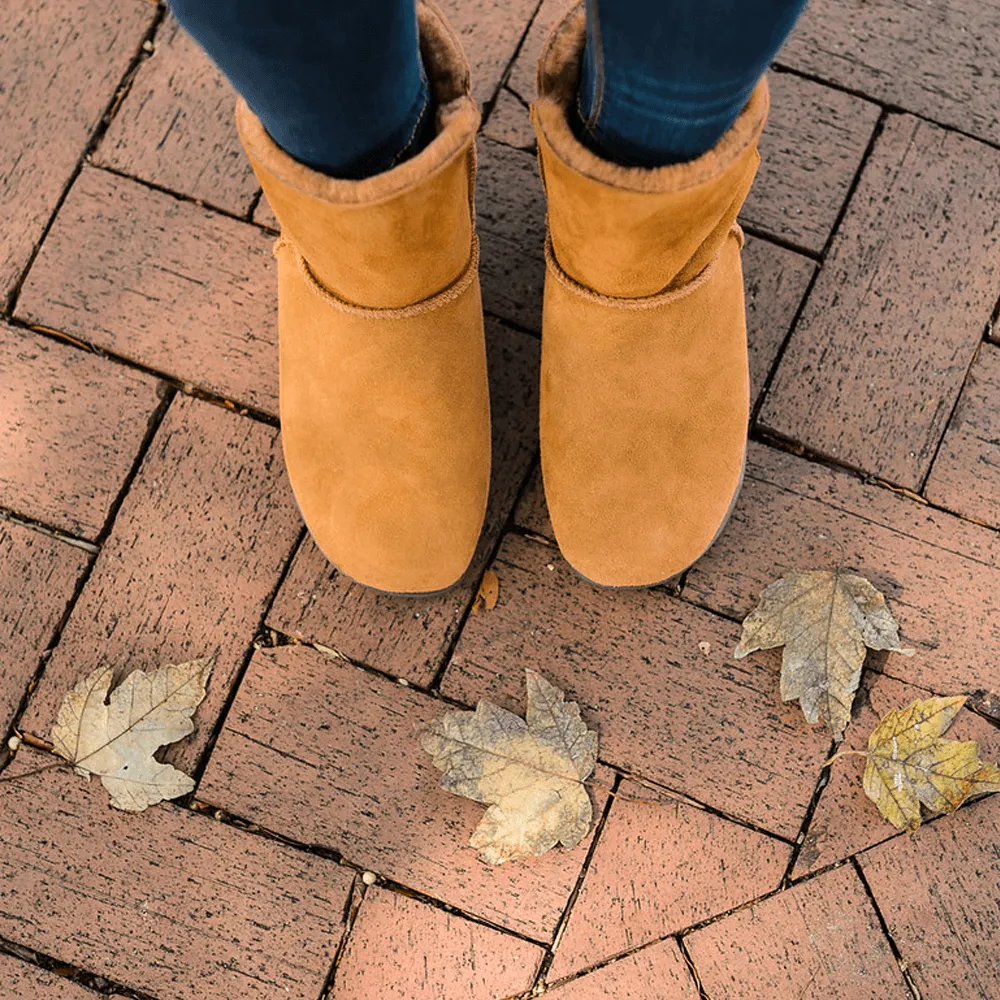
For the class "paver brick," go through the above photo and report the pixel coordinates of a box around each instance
[545,939,699,999]
[94,14,257,216]
[859,794,1000,1000]
[742,72,879,254]
[267,318,539,685]
[16,166,278,414]
[761,115,1000,488]
[549,781,791,980]
[685,441,1000,697]
[781,0,1000,146]
[440,0,540,108]
[0,521,89,736]
[481,87,535,149]
[795,671,1000,877]
[0,0,156,301]
[1,952,95,1000]
[476,136,546,332]
[334,887,543,999]
[441,533,831,839]
[684,864,911,999]
[0,752,353,1000]
[198,643,609,941]
[0,322,162,538]
[925,343,1000,529]
[505,0,570,105]
[18,394,301,773]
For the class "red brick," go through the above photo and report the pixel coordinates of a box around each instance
[439,0,539,108]
[795,672,1000,877]
[743,73,879,254]
[198,643,609,941]
[16,166,278,414]
[267,318,539,685]
[761,116,1000,488]
[94,14,257,216]
[742,236,815,406]
[0,952,95,1000]
[334,887,542,999]
[546,939,699,999]
[255,194,278,231]
[0,752,353,1000]
[19,395,301,772]
[481,87,535,149]
[859,794,1000,1000]
[925,343,1000,529]
[0,0,155,300]
[685,865,910,999]
[781,0,1000,146]
[441,533,831,839]
[0,322,161,537]
[0,521,89,735]
[505,0,571,105]
[685,441,1000,696]
[549,782,791,980]
[476,136,546,332]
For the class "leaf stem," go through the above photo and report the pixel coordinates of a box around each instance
[824,749,868,767]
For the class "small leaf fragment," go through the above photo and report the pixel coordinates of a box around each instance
[472,569,500,613]
[421,670,597,864]
[50,658,213,812]
[859,696,1000,830]
[735,569,913,738]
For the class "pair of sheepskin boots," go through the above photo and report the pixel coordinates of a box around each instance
[236,1,768,595]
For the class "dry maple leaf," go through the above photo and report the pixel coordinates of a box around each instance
[421,670,597,865]
[471,569,500,613]
[836,695,1000,830]
[734,569,913,738]
[50,659,212,812]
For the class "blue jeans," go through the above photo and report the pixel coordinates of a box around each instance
[170,0,806,178]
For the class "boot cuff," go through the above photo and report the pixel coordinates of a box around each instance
[534,3,769,193]
[236,0,479,205]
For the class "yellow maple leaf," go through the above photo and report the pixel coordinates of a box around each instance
[832,695,1000,830]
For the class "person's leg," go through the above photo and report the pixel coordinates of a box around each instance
[575,0,806,167]
[169,0,433,178]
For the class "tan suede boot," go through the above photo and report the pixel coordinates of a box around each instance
[236,2,489,595]
[531,6,769,588]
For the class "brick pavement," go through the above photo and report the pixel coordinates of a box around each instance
[1,1,998,998]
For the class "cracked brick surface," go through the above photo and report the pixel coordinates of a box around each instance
[442,533,831,839]
[0,0,156,300]
[0,752,353,1000]
[545,939,700,999]
[859,794,1000,1000]
[0,520,89,738]
[684,865,911,999]
[18,395,302,773]
[94,14,257,216]
[198,643,610,941]
[334,887,543,999]
[549,783,791,980]
[16,167,278,414]
[0,322,162,537]
[1,951,97,1000]
[762,115,1000,488]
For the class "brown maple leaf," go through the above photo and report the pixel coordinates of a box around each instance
[421,671,597,864]
[735,569,913,738]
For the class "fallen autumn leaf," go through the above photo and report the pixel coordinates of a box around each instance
[50,658,213,812]
[735,569,913,738]
[421,670,597,864]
